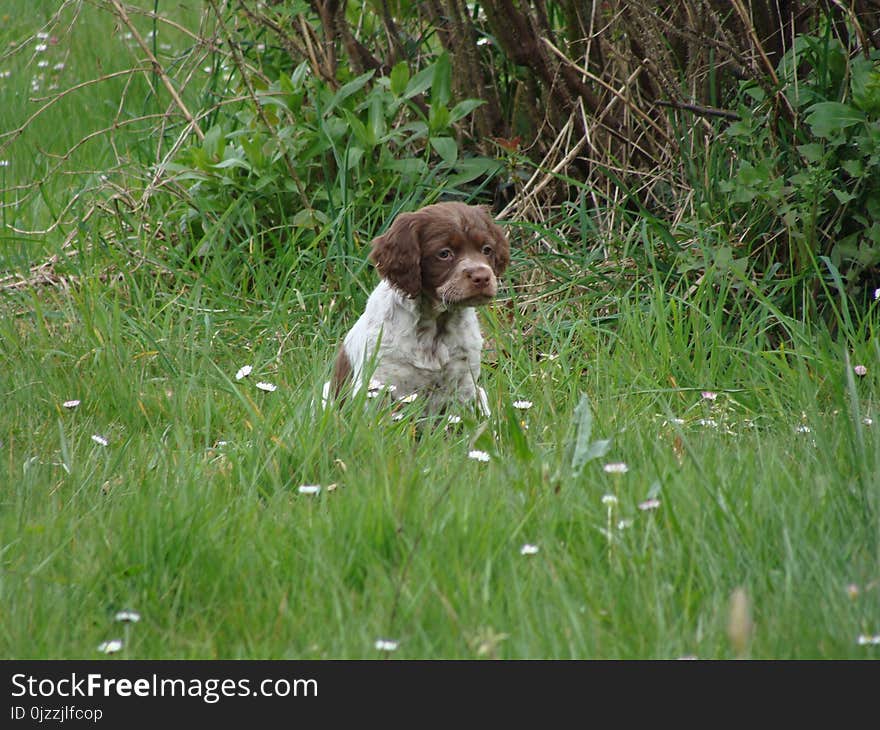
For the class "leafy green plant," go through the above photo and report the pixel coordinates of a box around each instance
[162,52,502,258]
[715,23,880,317]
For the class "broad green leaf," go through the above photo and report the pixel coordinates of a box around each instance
[345,146,365,170]
[429,104,450,134]
[806,101,865,139]
[841,159,864,178]
[449,98,486,124]
[390,61,410,97]
[431,52,451,108]
[211,157,251,172]
[851,55,880,116]
[202,124,224,160]
[404,65,435,99]
[796,143,824,163]
[385,158,429,176]
[429,136,458,165]
[325,71,375,116]
[368,95,386,143]
[342,109,375,148]
[445,157,504,186]
[832,188,857,205]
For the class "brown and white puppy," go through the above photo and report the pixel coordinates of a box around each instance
[326,201,510,414]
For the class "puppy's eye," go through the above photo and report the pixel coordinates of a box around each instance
[437,249,453,260]
[481,245,494,256]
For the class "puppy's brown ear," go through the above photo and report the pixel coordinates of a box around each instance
[369,212,423,298]
[485,211,510,277]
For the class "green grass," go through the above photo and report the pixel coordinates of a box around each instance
[1,243,878,659]
[1,1,879,660]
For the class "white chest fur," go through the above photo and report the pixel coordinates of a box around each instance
[342,280,485,411]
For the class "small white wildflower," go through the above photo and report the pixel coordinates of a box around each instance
[617,519,633,530]
[446,414,462,425]
[857,634,880,646]
[638,498,661,511]
[603,462,629,474]
[91,434,108,447]
[398,392,419,403]
[203,66,213,73]
[795,424,812,434]
[477,37,491,46]
[874,287,880,301]
[53,62,65,71]
[298,484,321,495]
[512,400,533,410]
[863,417,873,426]
[255,381,277,392]
[235,365,252,380]
[37,32,49,40]
[701,391,718,401]
[114,610,141,623]
[0,71,10,79]
[520,543,539,555]
[97,639,123,654]
[35,43,47,52]
[468,449,490,462]
[601,494,618,506]
[374,639,398,652]
[854,364,867,377]
[37,60,48,68]
[697,418,718,428]
[62,399,80,409]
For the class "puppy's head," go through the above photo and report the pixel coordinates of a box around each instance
[369,202,510,305]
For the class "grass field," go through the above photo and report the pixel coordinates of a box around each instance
[1,2,879,660]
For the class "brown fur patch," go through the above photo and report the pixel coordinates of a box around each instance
[330,342,352,399]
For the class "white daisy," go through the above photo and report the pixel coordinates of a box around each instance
[701,391,718,401]
[468,450,490,462]
[520,543,539,555]
[91,434,108,447]
[638,498,661,511]
[601,494,618,506]
[255,381,277,392]
[374,639,399,651]
[97,639,123,654]
[114,610,141,623]
[857,634,880,646]
[62,399,80,409]
[298,484,321,495]
[235,365,252,380]
[854,364,867,377]
[512,400,533,410]
[603,462,629,474]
